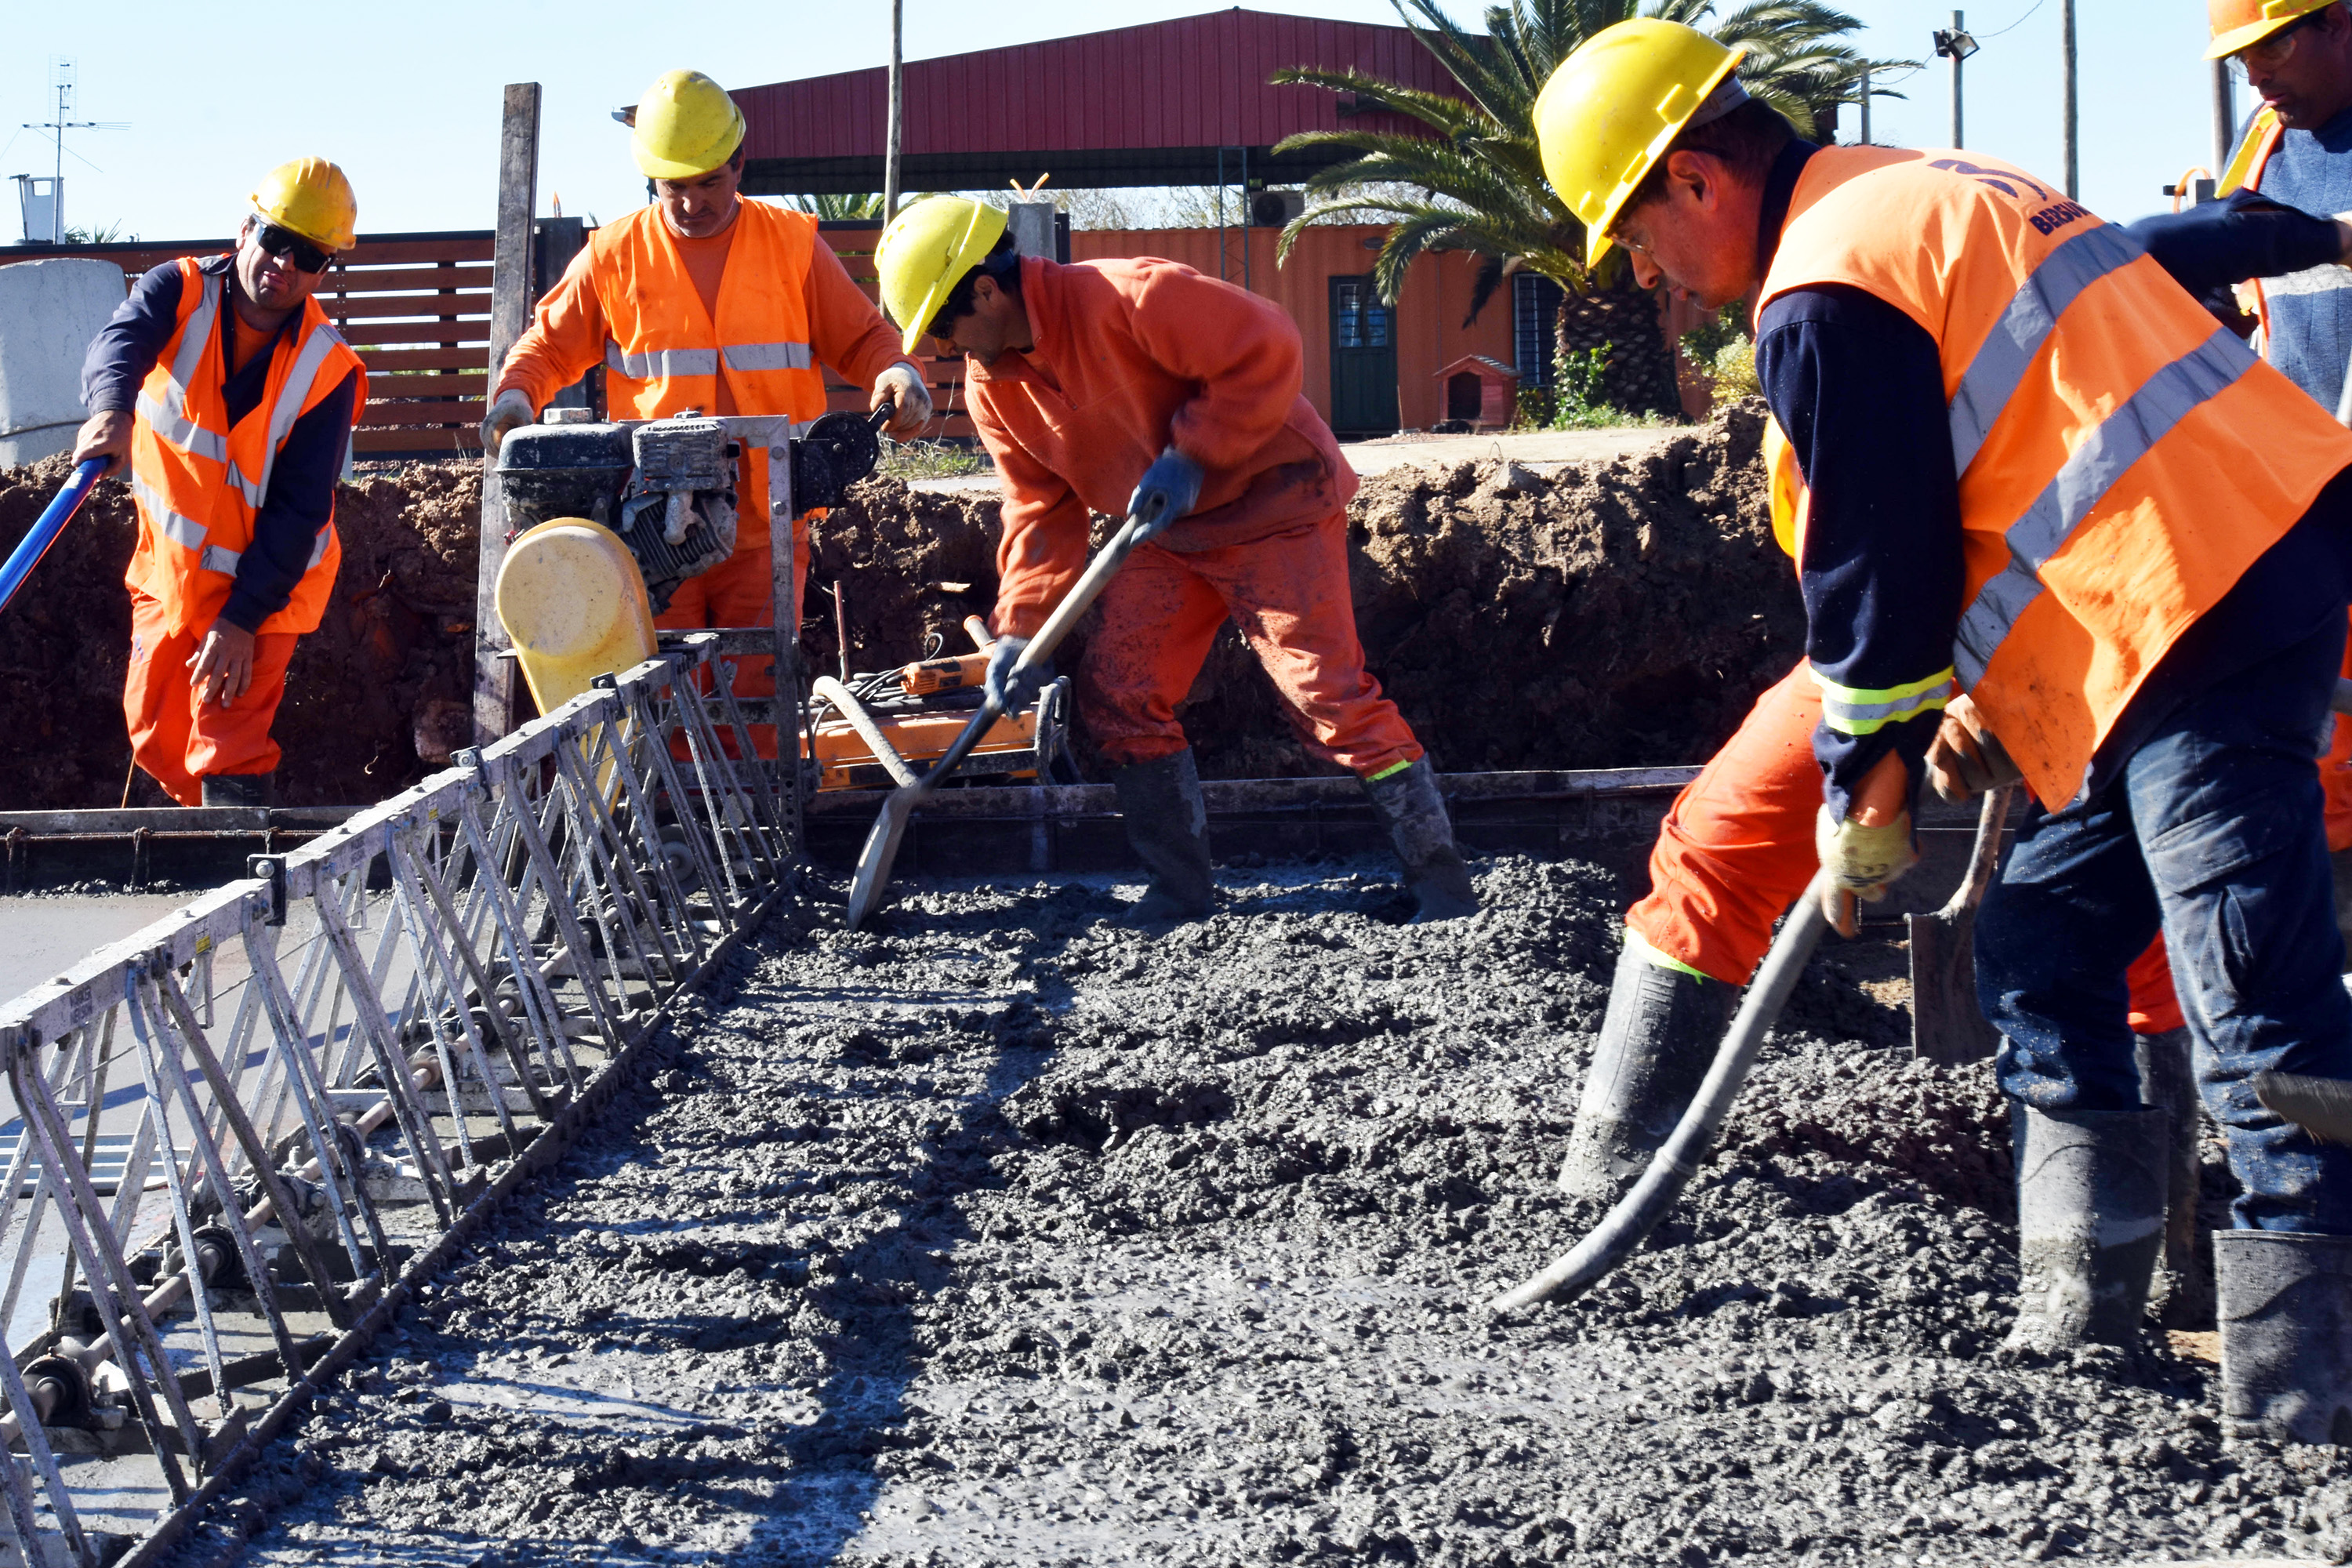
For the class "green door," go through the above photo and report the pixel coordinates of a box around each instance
[1329,275,1399,437]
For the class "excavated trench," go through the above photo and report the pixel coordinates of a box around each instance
[152,856,2352,1568]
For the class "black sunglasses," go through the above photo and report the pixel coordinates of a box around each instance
[254,223,332,274]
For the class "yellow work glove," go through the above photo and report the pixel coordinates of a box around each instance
[1815,803,1918,938]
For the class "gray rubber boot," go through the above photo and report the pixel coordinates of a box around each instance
[2135,1026,2214,1327]
[1110,750,1213,924]
[1555,942,1735,1200]
[2216,1230,2352,1443]
[1361,758,1479,923]
[199,771,274,808]
[2005,1104,2167,1352]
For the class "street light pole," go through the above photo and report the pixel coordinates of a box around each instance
[884,0,904,222]
[2213,59,2238,176]
[2060,0,2078,199]
[1951,9,1965,148]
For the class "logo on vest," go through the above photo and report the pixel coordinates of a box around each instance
[2027,200,2089,237]
[1928,158,2050,203]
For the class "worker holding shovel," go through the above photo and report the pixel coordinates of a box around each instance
[1539,20,2352,1443]
[873,197,1478,924]
[68,158,366,808]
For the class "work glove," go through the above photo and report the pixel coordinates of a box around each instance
[985,634,1053,712]
[1127,447,1204,538]
[1815,803,1918,939]
[873,364,933,436]
[1925,694,2023,804]
[479,389,536,459]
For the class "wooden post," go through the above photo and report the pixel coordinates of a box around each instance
[471,82,542,746]
[884,0,904,221]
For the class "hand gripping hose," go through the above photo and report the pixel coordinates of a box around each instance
[1489,870,1833,1313]
[0,459,105,617]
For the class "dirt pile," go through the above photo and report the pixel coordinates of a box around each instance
[3,408,1797,809]
[164,857,2341,1568]
[816,405,1801,780]
[0,454,479,809]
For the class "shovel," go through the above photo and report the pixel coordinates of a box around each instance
[0,459,105,618]
[844,492,1174,929]
[1907,782,2019,1065]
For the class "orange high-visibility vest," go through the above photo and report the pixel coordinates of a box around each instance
[582,202,829,530]
[124,257,365,638]
[1759,145,2352,808]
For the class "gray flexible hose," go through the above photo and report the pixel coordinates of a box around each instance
[1489,870,1834,1313]
[811,675,920,789]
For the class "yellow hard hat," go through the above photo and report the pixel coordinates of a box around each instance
[2207,0,2338,60]
[631,70,746,180]
[874,197,1011,354]
[249,157,357,253]
[1534,20,1748,267]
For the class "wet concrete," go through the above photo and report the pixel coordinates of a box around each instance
[156,856,2352,1566]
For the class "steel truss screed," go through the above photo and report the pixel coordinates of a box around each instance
[0,639,799,1566]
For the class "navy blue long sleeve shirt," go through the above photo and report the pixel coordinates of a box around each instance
[82,256,359,633]
[1754,142,2348,819]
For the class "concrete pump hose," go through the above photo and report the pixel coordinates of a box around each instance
[811,675,920,789]
[1488,870,1834,1314]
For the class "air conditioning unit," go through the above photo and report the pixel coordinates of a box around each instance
[1250,189,1305,228]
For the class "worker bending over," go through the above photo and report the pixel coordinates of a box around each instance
[70,159,366,808]
[873,198,1478,924]
[1541,21,2352,1441]
[484,70,930,724]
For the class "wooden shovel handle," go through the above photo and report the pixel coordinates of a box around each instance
[1940,782,2018,921]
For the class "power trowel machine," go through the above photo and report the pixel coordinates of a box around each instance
[490,404,1069,793]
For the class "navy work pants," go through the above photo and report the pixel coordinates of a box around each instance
[1976,615,2352,1232]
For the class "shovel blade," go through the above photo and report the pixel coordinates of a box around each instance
[845,790,917,930]
[2255,1071,2352,1146]
[1908,906,1999,1066]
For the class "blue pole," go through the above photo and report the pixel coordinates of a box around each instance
[0,459,106,618]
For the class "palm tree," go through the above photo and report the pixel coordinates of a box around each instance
[1272,0,1909,417]
[790,193,890,220]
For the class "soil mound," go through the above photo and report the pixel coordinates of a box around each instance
[4,407,1795,809]
[0,454,479,809]
[815,404,1800,781]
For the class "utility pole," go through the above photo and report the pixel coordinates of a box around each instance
[1859,66,1872,146]
[2213,59,2238,176]
[883,0,904,221]
[1934,12,1980,149]
[2060,0,2078,199]
[17,59,125,243]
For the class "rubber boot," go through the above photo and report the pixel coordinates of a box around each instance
[2216,1230,2352,1444]
[199,771,274,808]
[2332,847,2352,972]
[2005,1104,2167,1352]
[2136,1026,2215,1327]
[1111,750,1213,923]
[1361,758,1479,923]
[1555,942,1735,1200]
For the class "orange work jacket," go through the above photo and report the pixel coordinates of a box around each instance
[125,257,365,637]
[583,202,830,530]
[1758,145,2352,808]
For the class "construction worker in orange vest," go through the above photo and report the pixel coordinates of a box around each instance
[69,158,367,808]
[485,70,931,723]
[1541,21,2352,1440]
[871,197,1479,925]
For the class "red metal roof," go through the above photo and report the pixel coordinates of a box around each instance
[734,8,1461,194]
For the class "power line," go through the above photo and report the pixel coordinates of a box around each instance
[1973,0,2049,40]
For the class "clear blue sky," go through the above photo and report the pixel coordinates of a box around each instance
[0,1,2231,244]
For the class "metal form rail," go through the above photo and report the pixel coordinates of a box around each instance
[0,633,796,1566]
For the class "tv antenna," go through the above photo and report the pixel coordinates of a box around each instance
[17,59,128,241]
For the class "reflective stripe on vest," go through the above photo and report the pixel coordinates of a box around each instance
[136,278,226,463]
[722,340,812,372]
[1954,327,2261,688]
[604,339,813,379]
[1948,224,2144,477]
[228,324,346,507]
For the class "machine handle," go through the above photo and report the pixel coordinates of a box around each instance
[0,459,107,619]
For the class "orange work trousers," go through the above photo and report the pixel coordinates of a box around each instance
[656,538,805,760]
[124,591,298,808]
[1625,658,2216,1035]
[1076,510,1421,778]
